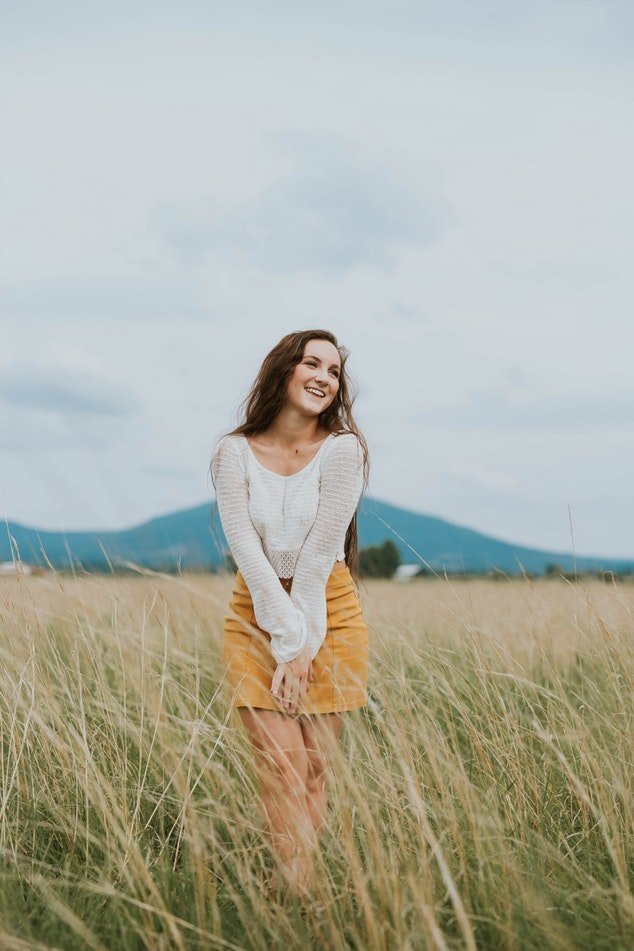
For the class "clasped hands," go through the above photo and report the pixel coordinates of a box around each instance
[270,644,314,714]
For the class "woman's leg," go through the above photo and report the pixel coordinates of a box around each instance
[237,707,317,893]
[299,712,344,838]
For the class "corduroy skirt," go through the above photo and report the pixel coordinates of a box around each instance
[222,560,368,714]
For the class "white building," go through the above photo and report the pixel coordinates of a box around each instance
[393,563,424,581]
[0,561,36,575]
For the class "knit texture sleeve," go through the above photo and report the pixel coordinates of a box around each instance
[211,436,308,664]
[290,433,365,659]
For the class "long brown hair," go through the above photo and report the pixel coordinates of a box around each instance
[209,330,370,582]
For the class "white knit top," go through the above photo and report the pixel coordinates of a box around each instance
[211,431,364,664]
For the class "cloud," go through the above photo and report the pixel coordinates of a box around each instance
[446,464,519,492]
[0,277,207,322]
[493,259,614,287]
[425,388,634,432]
[0,365,140,416]
[151,135,444,272]
[140,464,193,479]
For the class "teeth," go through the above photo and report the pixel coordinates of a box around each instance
[306,387,325,398]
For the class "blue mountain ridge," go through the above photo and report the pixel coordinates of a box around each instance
[1,495,632,575]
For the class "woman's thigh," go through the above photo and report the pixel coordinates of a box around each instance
[299,712,344,782]
[238,707,309,789]
[237,708,345,788]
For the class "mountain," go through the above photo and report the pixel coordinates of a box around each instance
[1,496,632,575]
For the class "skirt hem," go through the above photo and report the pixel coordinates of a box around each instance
[230,698,368,715]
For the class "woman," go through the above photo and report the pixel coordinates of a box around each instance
[210,329,370,900]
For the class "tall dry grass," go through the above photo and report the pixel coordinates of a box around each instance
[0,567,632,949]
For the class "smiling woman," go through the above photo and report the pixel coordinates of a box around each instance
[209,329,370,900]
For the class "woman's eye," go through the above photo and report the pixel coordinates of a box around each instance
[305,360,338,378]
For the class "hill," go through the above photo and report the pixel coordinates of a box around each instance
[1,496,632,575]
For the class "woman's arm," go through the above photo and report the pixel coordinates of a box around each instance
[212,436,308,663]
[290,433,365,658]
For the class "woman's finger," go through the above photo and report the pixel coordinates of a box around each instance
[298,678,308,707]
[289,680,301,714]
[290,674,302,712]
[282,672,294,710]
[270,665,284,699]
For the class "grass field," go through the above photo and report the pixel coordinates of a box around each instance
[0,569,632,949]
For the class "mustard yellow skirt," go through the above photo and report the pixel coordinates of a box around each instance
[222,561,368,714]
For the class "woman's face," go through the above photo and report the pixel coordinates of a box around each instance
[286,339,341,418]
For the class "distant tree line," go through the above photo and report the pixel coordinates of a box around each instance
[359,540,401,578]
[20,548,634,582]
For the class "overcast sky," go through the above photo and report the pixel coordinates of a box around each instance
[1,1,633,558]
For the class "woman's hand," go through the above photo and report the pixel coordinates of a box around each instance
[270,644,313,714]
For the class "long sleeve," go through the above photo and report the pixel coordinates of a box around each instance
[290,433,365,659]
[211,436,308,664]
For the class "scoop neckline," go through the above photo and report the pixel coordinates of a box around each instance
[241,432,335,479]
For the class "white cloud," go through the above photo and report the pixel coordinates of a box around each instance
[446,465,519,492]
[151,134,445,271]
[0,366,137,416]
